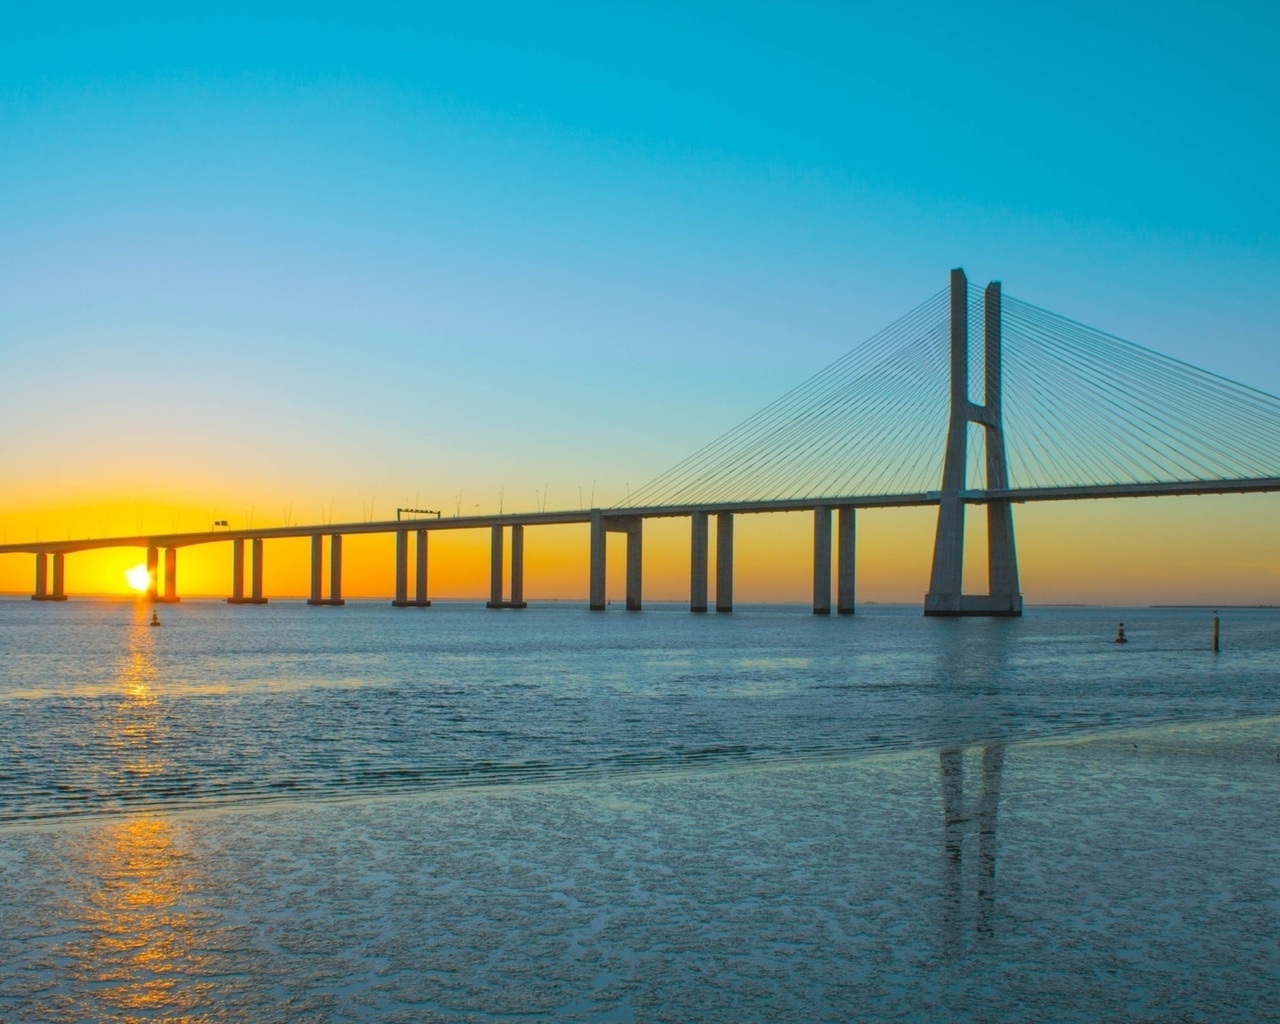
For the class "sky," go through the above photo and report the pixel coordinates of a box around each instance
[2,1,1278,603]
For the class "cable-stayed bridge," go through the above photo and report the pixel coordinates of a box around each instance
[6,268,1280,615]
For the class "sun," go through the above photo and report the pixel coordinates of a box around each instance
[124,564,151,593]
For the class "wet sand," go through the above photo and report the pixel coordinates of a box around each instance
[2,716,1277,1022]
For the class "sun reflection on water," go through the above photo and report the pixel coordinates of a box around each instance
[103,604,170,786]
[54,605,216,1019]
[63,816,213,1021]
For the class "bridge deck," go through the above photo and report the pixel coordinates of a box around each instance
[2,478,1277,555]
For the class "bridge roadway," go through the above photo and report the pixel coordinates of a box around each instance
[4,476,1278,611]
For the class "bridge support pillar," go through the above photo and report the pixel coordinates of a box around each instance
[309,536,343,605]
[310,535,323,602]
[330,535,342,604]
[307,534,345,605]
[625,520,642,611]
[32,552,67,599]
[416,531,430,605]
[837,507,856,614]
[32,552,69,601]
[924,270,1022,617]
[487,525,527,608]
[511,525,526,607]
[33,552,47,600]
[589,511,606,610]
[229,539,244,602]
[690,511,708,612]
[715,513,734,613]
[251,539,264,603]
[229,538,268,604]
[51,553,66,600]
[395,530,409,604]
[159,548,179,603]
[394,529,432,607]
[488,526,503,607]
[588,512,642,610]
[146,546,159,603]
[813,506,832,614]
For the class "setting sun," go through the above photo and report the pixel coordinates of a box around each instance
[124,564,151,593]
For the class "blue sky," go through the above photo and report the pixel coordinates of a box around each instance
[2,1,1278,523]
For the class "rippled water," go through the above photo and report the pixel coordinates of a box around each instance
[2,598,1276,823]
[2,599,1278,1022]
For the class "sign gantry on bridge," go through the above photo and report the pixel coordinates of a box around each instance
[7,269,1280,614]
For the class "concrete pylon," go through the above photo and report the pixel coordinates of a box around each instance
[329,534,342,604]
[924,269,1022,616]
[31,552,69,601]
[836,507,855,614]
[159,548,180,603]
[813,505,832,614]
[690,511,709,612]
[250,538,265,603]
[146,546,159,603]
[587,512,642,611]
[715,513,733,613]
[231,539,244,602]
[486,525,528,609]
[393,529,432,607]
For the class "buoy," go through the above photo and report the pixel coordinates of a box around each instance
[1213,611,1220,653]
[150,611,161,627]
[1114,622,1127,644]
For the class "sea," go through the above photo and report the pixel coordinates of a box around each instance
[1,598,1277,1022]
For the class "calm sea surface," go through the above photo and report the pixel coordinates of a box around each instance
[2,599,1278,1021]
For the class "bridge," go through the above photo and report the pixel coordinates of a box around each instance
[6,268,1280,615]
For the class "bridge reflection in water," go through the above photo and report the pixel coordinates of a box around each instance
[940,743,1006,951]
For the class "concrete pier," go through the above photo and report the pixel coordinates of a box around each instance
[230,539,245,602]
[588,512,642,610]
[310,535,323,603]
[231,537,268,604]
[31,552,67,602]
[308,534,344,605]
[251,539,264,603]
[813,505,832,614]
[511,525,525,607]
[31,552,69,601]
[690,511,709,612]
[487,525,527,608]
[487,526,503,607]
[715,513,734,613]
[625,519,642,611]
[395,530,408,604]
[146,546,159,603]
[837,507,856,614]
[415,530,430,606]
[589,511,606,610]
[158,548,180,603]
[392,529,433,607]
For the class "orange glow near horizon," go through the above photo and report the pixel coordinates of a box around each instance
[0,494,1277,606]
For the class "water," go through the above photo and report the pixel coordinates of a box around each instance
[1,599,1278,1021]
[2,599,1275,823]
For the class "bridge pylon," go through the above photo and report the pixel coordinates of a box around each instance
[924,268,1022,617]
